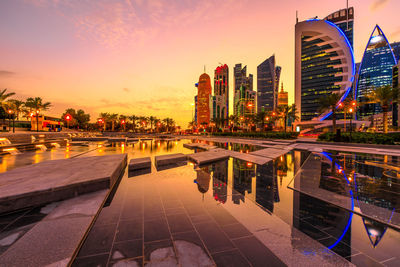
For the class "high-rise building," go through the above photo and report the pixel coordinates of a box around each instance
[390,42,400,61]
[393,62,400,127]
[277,83,288,107]
[234,64,253,116]
[325,7,354,48]
[194,95,198,123]
[295,8,355,122]
[236,84,256,118]
[356,25,397,118]
[197,73,212,126]
[213,64,229,122]
[257,55,281,112]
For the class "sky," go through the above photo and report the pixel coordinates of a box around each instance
[0,0,400,128]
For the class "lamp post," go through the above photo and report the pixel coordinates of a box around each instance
[8,109,15,133]
[65,114,72,130]
[349,107,354,141]
[121,119,126,132]
[36,110,40,132]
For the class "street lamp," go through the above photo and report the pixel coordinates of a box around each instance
[35,110,40,132]
[65,114,72,129]
[349,107,354,140]
[7,109,15,133]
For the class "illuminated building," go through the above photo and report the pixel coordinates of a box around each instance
[325,7,354,48]
[277,83,288,107]
[197,73,212,126]
[390,42,400,61]
[257,55,281,112]
[295,7,355,122]
[194,95,198,123]
[213,64,229,123]
[236,84,256,118]
[234,64,253,116]
[392,62,400,127]
[356,25,397,118]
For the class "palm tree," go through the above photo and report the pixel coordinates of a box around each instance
[318,92,344,134]
[100,112,110,131]
[148,116,157,132]
[4,100,25,132]
[0,89,16,128]
[109,113,119,131]
[25,97,51,132]
[154,118,161,133]
[255,111,267,131]
[128,115,137,132]
[163,118,175,132]
[228,115,238,132]
[278,104,298,132]
[368,85,399,133]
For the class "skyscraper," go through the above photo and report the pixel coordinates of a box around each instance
[356,25,397,118]
[295,8,355,122]
[324,7,354,48]
[213,64,229,123]
[393,62,400,127]
[257,55,281,112]
[390,42,400,61]
[197,73,212,126]
[234,64,253,116]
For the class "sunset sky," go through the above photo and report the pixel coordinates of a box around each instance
[1,0,399,127]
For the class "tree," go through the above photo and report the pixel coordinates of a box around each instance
[7,99,24,120]
[228,115,238,132]
[128,115,138,132]
[0,89,15,128]
[255,111,267,131]
[75,109,90,129]
[318,92,344,134]
[109,113,119,131]
[278,104,298,132]
[148,116,157,132]
[368,85,399,133]
[25,97,51,132]
[163,118,175,132]
[119,114,127,131]
[99,112,110,131]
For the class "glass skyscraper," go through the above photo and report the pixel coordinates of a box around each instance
[257,55,281,112]
[356,25,397,118]
[295,7,355,122]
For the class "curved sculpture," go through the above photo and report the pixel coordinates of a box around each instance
[295,19,355,121]
[356,25,397,118]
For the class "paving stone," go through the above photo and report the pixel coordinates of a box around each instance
[128,157,151,171]
[0,154,127,213]
[155,153,187,168]
[188,149,229,165]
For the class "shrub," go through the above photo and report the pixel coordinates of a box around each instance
[318,132,400,145]
[211,131,299,139]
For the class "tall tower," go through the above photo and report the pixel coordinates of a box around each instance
[197,73,212,126]
[356,25,397,118]
[295,8,355,122]
[234,64,253,116]
[257,55,281,112]
[214,64,229,123]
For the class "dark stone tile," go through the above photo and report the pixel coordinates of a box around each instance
[212,249,251,267]
[191,213,213,225]
[109,257,143,266]
[4,215,45,231]
[129,168,151,177]
[221,223,252,240]
[172,231,207,252]
[162,199,183,210]
[208,207,238,226]
[72,253,109,267]
[347,253,382,267]
[0,209,29,224]
[318,237,353,259]
[116,219,143,242]
[144,239,174,262]
[164,207,186,215]
[194,222,235,253]
[298,220,330,240]
[166,213,194,234]
[144,217,170,242]
[382,257,400,267]
[77,224,117,257]
[95,206,121,226]
[120,197,144,221]
[110,239,143,261]
[232,236,285,267]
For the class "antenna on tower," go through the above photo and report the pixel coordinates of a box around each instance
[346,0,349,30]
[204,65,206,73]
[296,10,298,23]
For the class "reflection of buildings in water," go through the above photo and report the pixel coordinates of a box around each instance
[292,152,352,258]
[255,161,278,212]
[195,167,211,195]
[232,159,255,204]
[362,218,388,248]
[211,160,229,204]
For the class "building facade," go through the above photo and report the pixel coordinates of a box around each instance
[356,25,397,119]
[235,84,256,118]
[196,73,212,126]
[257,55,281,112]
[295,8,355,122]
[213,64,229,123]
[393,62,400,127]
[277,83,288,107]
[234,64,253,116]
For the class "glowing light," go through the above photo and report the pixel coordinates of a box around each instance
[349,108,353,113]
[246,162,253,167]
[65,114,71,121]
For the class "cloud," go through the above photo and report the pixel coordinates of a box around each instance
[0,70,15,77]
[122,87,130,92]
[370,0,390,12]
[25,0,247,47]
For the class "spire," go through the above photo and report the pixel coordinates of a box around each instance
[280,82,284,92]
